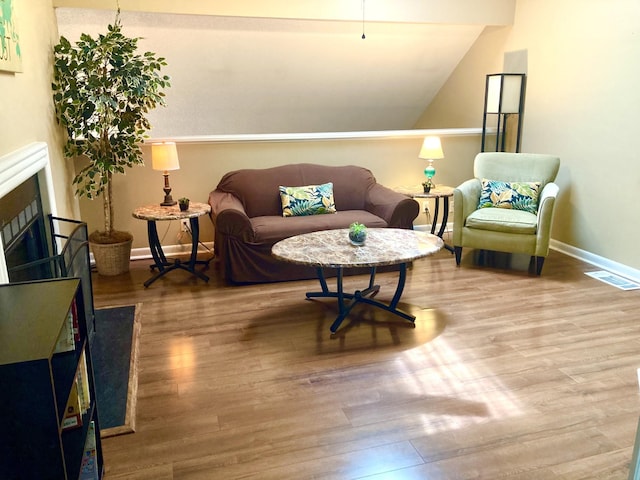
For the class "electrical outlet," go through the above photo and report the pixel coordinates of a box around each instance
[181,219,189,232]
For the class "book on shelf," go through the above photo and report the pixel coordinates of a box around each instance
[62,379,83,430]
[79,421,99,480]
[76,349,91,414]
[71,298,80,342]
[54,305,76,353]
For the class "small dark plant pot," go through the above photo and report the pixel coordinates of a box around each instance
[423,184,431,193]
[179,202,189,211]
[349,230,367,246]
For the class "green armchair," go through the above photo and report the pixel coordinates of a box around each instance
[453,152,560,275]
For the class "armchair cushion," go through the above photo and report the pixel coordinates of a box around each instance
[478,179,541,214]
[465,208,537,235]
[279,182,336,217]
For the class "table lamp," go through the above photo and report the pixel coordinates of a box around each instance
[152,142,180,206]
[418,136,444,187]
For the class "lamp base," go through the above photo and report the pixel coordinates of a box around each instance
[161,193,176,206]
[424,165,436,179]
[160,174,177,206]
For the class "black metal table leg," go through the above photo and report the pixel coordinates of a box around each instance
[143,217,209,288]
[188,216,200,268]
[306,264,415,334]
[144,219,174,286]
[428,197,453,253]
[438,197,454,253]
[316,267,329,294]
[437,197,447,238]
[148,220,167,270]
[355,263,415,322]
[168,216,209,283]
[431,198,440,235]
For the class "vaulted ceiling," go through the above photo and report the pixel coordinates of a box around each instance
[53,0,516,136]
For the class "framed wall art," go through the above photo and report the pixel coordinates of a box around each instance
[0,0,22,73]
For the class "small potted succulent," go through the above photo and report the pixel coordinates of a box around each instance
[348,222,367,246]
[178,197,190,211]
[422,179,433,193]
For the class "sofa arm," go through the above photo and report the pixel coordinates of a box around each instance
[366,184,420,229]
[208,190,255,241]
[453,178,481,245]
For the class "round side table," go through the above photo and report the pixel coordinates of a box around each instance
[132,202,212,287]
[396,185,454,253]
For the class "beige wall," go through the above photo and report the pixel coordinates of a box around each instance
[0,0,77,220]
[414,26,512,129]
[54,7,485,136]
[418,0,640,270]
[79,135,481,249]
[513,0,640,269]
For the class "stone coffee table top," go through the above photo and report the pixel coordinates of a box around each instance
[272,228,443,268]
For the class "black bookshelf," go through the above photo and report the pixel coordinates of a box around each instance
[0,278,103,480]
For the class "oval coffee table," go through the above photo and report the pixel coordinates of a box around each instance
[272,228,443,333]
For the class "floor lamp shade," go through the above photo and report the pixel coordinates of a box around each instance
[152,142,180,206]
[486,74,523,114]
[481,73,526,153]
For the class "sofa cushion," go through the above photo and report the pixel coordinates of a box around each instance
[465,207,537,234]
[216,164,377,218]
[478,179,541,214]
[279,182,336,217]
[251,210,387,244]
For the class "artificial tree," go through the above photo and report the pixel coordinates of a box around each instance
[52,12,170,272]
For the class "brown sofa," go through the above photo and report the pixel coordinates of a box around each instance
[208,163,420,283]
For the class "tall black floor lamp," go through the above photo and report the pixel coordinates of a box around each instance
[481,73,526,153]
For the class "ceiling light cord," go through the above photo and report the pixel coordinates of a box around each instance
[362,0,366,39]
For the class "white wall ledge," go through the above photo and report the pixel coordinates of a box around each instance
[148,128,485,145]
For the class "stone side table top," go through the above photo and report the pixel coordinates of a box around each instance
[395,185,454,199]
[132,202,211,221]
[272,228,443,268]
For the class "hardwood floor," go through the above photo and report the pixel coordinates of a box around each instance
[93,246,640,479]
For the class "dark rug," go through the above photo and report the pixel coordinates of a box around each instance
[92,303,142,438]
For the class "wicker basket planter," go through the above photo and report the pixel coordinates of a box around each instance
[90,235,133,276]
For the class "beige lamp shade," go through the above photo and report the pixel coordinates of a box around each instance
[151,142,180,171]
[418,136,444,160]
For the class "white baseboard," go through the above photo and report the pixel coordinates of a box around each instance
[90,241,214,264]
[129,241,214,261]
[549,239,640,283]
[414,223,453,235]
